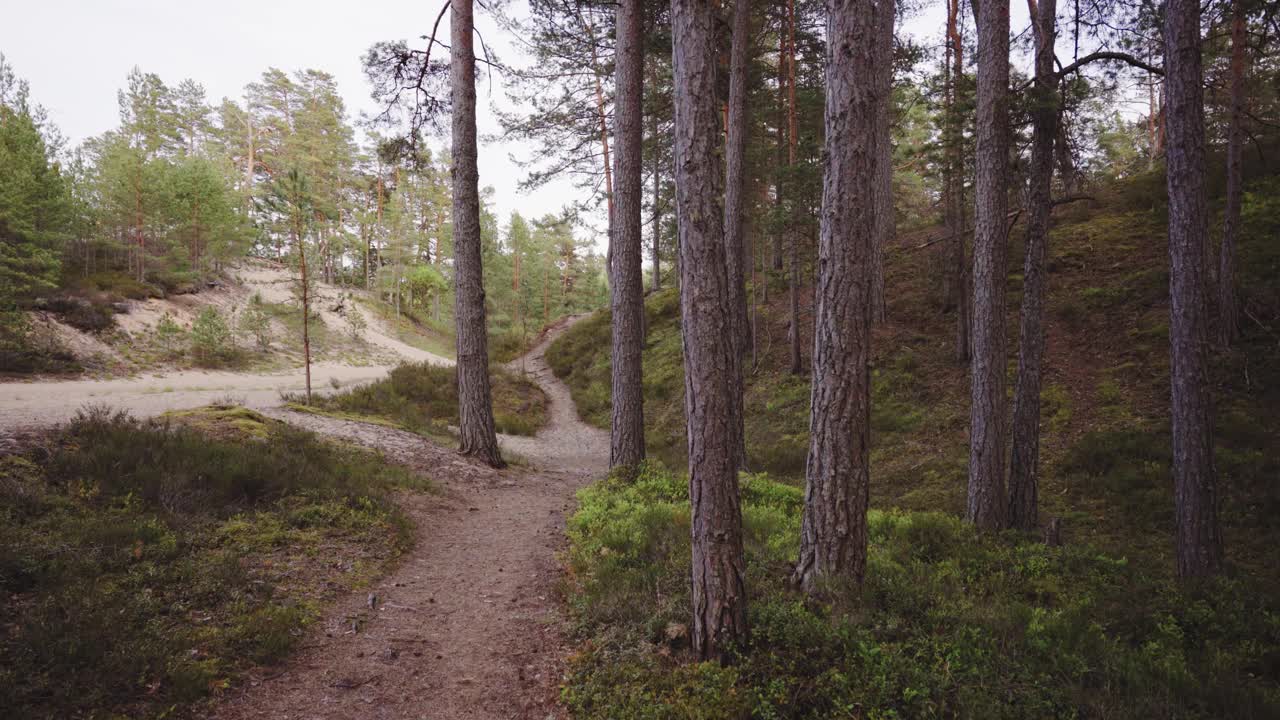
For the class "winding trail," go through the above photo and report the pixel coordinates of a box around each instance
[208,314,607,720]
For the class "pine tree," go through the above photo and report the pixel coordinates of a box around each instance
[671,0,747,662]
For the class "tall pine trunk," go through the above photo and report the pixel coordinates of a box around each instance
[724,0,753,467]
[451,0,505,469]
[1008,0,1057,531]
[967,0,1010,530]
[671,0,748,661]
[610,0,647,468]
[946,0,970,363]
[869,0,894,326]
[651,59,663,291]
[793,0,881,592]
[1219,0,1244,347]
[786,0,803,376]
[1164,0,1222,578]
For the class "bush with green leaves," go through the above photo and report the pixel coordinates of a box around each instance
[153,311,186,356]
[237,293,273,350]
[189,306,233,365]
[344,300,368,343]
[562,462,1280,719]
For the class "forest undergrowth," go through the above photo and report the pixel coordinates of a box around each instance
[550,165,1280,717]
[0,405,429,719]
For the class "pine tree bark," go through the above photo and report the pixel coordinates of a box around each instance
[610,0,647,469]
[451,0,505,469]
[945,0,971,363]
[671,0,748,661]
[772,28,786,275]
[869,0,894,326]
[1164,0,1223,578]
[786,0,803,376]
[651,59,663,292]
[967,0,1010,530]
[793,0,880,593]
[724,0,752,467]
[1219,0,1244,347]
[1008,0,1057,531]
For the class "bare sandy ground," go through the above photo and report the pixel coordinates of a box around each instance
[0,261,451,435]
[0,362,397,431]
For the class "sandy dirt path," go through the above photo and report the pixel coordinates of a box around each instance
[0,363,398,433]
[207,315,607,720]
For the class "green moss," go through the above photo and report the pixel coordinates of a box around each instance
[165,404,274,439]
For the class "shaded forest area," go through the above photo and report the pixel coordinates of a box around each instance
[3,0,1280,716]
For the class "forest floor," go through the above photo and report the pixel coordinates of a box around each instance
[205,314,606,720]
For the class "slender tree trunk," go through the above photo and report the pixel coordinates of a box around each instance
[651,60,663,292]
[947,0,971,363]
[870,0,894,325]
[1008,0,1057,531]
[671,0,748,662]
[434,228,444,321]
[793,0,880,593]
[451,0,505,468]
[1219,0,1245,346]
[1147,43,1159,169]
[773,28,786,275]
[724,0,753,466]
[610,0,647,468]
[294,214,312,404]
[967,0,1010,530]
[373,175,384,291]
[543,258,551,327]
[1164,0,1222,578]
[786,0,802,375]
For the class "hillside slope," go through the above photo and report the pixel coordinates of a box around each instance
[13,259,454,378]
[547,167,1280,583]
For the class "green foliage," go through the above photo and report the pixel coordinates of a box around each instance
[0,308,78,374]
[0,406,421,719]
[189,305,234,365]
[153,310,186,356]
[237,293,273,349]
[303,361,549,437]
[564,464,1280,719]
[344,301,368,343]
[0,59,68,304]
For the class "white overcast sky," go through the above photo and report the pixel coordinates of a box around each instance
[1,0,1058,252]
[1,0,603,240]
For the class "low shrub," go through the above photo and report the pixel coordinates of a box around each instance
[0,406,421,719]
[563,462,1280,719]
[46,294,115,332]
[303,361,549,437]
[190,306,236,366]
